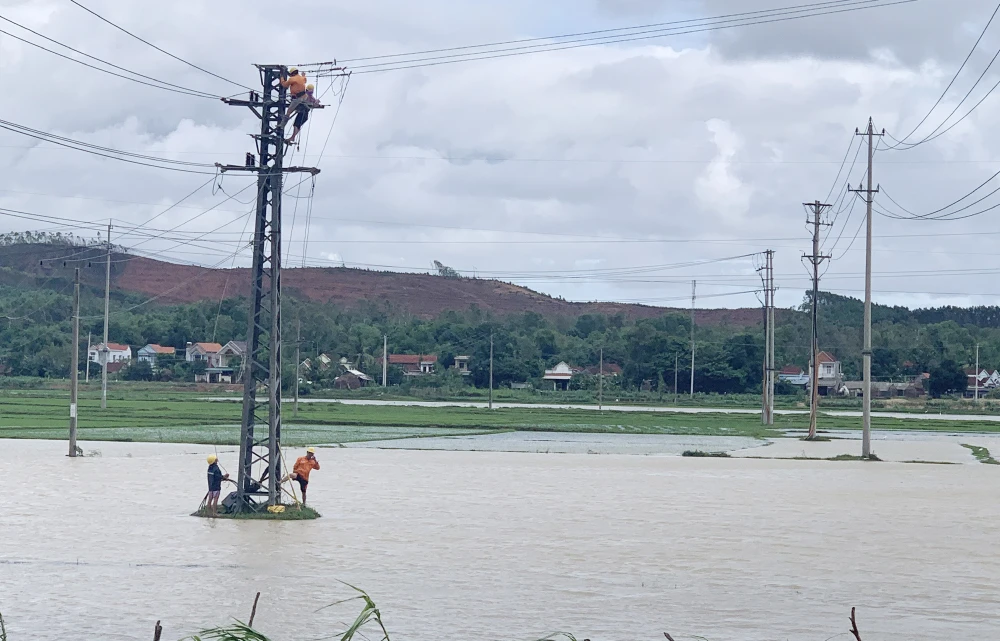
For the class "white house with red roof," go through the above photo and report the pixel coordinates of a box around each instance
[186,342,224,368]
[88,342,132,365]
[379,354,437,376]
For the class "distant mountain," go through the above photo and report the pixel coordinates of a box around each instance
[0,242,773,327]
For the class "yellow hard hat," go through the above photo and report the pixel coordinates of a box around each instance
[207,454,218,464]
[306,447,316,454]
[306,83,314,91]
[288,66,298,74]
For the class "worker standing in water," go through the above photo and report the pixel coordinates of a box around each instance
[290,447,320,505]
[206,454,229,517]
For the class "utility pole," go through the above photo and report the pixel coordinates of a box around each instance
[975,343,981,402]
[755,250,777,426]
[489,332,494,410]
[101,220,111,409]
[690,280,696,396]
[85,332,91,383]
[294,315,301,418]
[674,354,679,405]
[382,334,388,387]
[219,65,332,510]
[599,346,604,411]
[804,202,832,439]
[850,119,883,459]
[69,267,80,458]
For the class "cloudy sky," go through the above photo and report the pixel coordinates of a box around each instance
[1,0,999,311]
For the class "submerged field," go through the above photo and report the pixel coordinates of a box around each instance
[5,388,1000,445]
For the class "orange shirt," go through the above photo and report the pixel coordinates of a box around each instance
[293,455,320,481]
[281,74,307,95]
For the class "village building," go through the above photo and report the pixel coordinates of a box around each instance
[808,351,844,396]
[186,342,224,368]
[379,354,438,376]
[88,342,132,365]
[454,355,471,375]
[544,361,575,390]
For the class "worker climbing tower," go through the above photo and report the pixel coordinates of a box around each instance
[217,64,321,510]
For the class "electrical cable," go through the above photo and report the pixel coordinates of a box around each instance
[0,16,220,99]
[344,0,918,74]
[69,0,253,92]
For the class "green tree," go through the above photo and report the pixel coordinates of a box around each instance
[928,360,967,398]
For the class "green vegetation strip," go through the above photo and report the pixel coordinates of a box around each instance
[6,390,1000,446]
[191,505,321,520]
[961,444,1000,465]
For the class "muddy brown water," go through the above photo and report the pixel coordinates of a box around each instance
[1,438,998,640]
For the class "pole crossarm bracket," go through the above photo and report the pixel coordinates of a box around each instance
[215,163,321,175]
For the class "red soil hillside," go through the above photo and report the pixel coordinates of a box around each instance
[0,243,783,326]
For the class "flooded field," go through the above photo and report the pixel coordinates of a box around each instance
[2,438,999,640]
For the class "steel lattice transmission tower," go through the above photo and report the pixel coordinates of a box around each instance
[217,64,321,510]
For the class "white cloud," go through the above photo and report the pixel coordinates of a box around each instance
[0,0,997,311]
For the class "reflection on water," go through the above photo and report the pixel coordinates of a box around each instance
[1,438,999,640]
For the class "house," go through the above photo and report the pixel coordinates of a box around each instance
[88,342,132,365]
[137,344,175,367]
[808,351,844,397]
[844,375,927,398]
[333,369,375,389]
[544,361,575,390]
[186,342,223,367]
[454,355,471,376]
[778,365,809,386]
[302,353,334,373]
[194,367,235,384]
[380,354,437,376]
[967,368,1000,396]
[218,341,247,370]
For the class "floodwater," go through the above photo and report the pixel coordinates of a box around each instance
[2,439,999,641]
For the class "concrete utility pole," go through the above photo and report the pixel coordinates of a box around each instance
[851,118,885,459]
[804,202,832,439]
[85,332,91,383]
[382,334,388,387]
[598,346,604,411]
[850,119,883,459]
[69,267,80,458]
[976,343,981,403]
[758,250,776,426]
[101,220,111,409]
[674,354,679,405]
[294,315,301,418]
[489,332,494,410]
[690,280,696,396]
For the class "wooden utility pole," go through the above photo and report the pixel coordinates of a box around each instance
[689,280,696,396]
[598,346,604,411]
[382,334,388,387]
[804,202,831,439]
[69,267,80,458]
[294,315,301,418]
[101,220,111,409]
[489,332,494,410]
[850,119,883,459]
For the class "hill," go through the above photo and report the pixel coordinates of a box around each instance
[0,242,770,327]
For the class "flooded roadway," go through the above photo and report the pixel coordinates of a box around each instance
[1,438,998,640]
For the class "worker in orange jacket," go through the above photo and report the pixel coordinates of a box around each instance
[290,447,320,504]
[280,67,309,127]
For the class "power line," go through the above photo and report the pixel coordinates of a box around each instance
[68,0,253,92]
[0,16,220,99]
[0,118,218,174]
[885,2,1000,148]
[343,0,917,74]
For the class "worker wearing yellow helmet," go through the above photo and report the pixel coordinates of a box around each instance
[290,447,320,505]
[205,454,229,517]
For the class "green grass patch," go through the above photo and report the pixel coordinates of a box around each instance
[192,504,321,520]
[961,444,1000,465]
